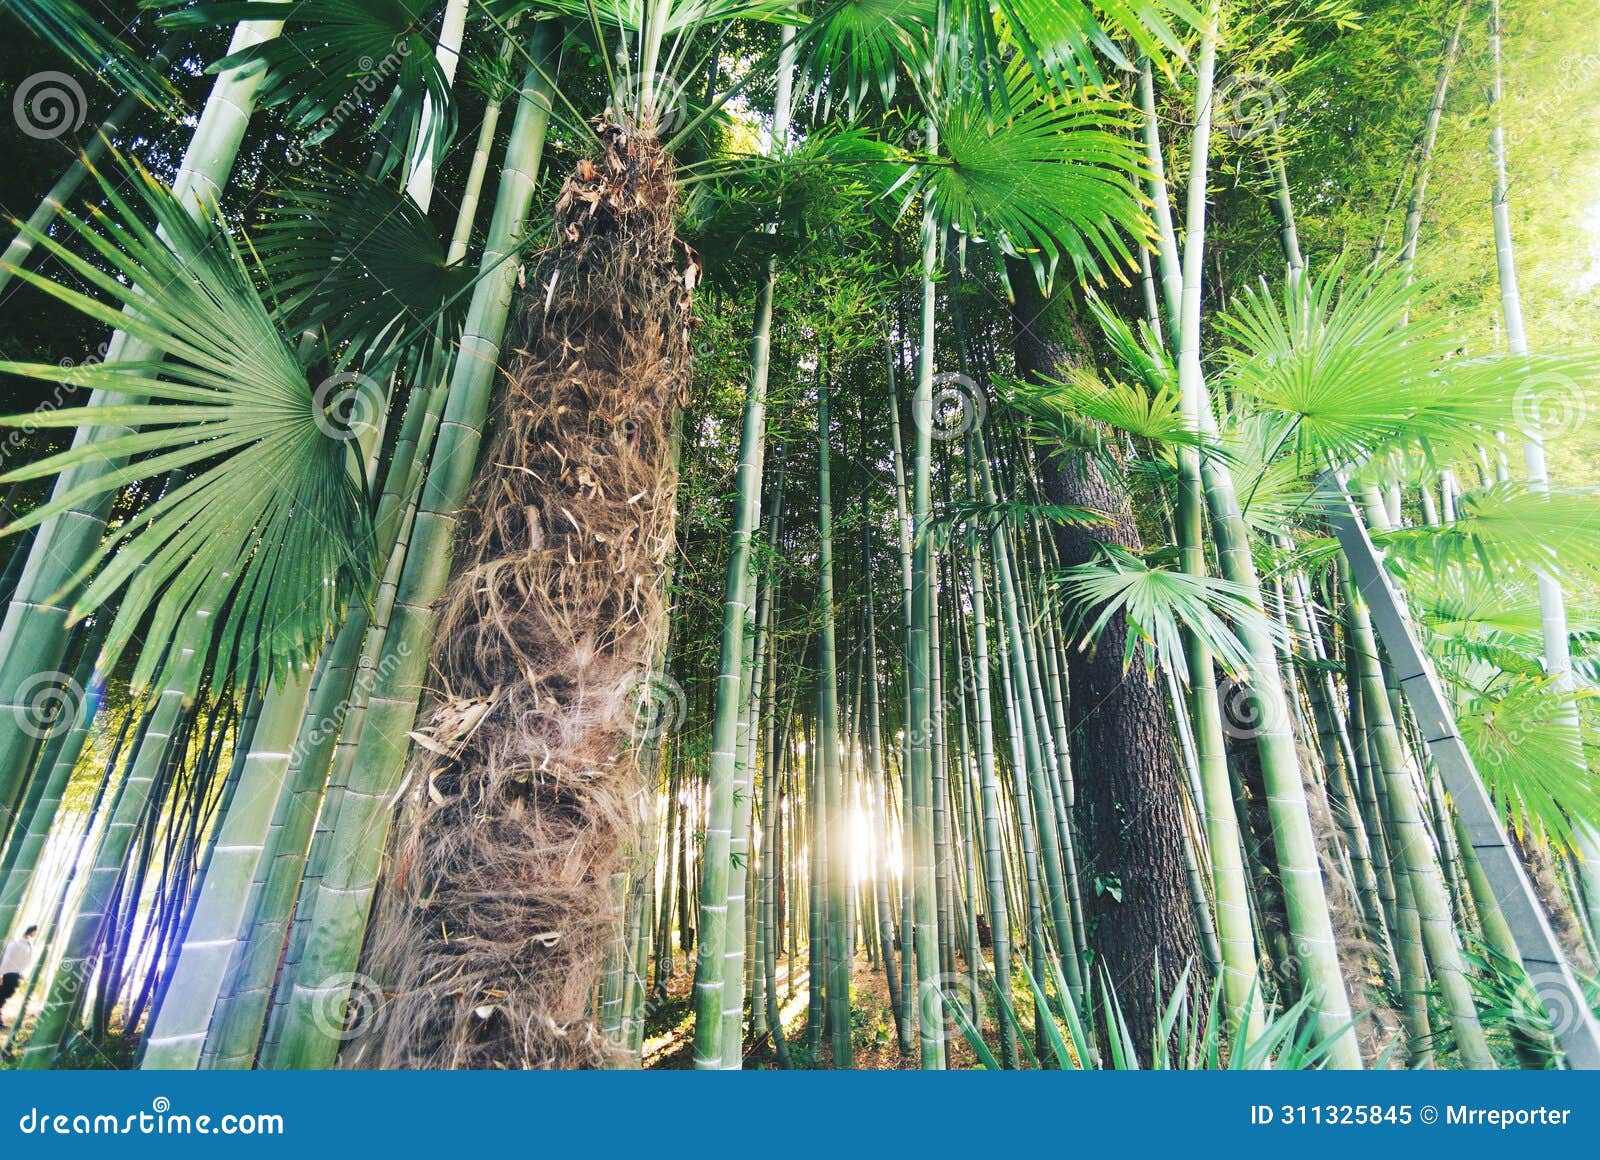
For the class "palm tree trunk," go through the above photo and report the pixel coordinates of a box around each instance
[1008,270,1205,1054]
[362,90,692,1067]
[265,35,557,1068]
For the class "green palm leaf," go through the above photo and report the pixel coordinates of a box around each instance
[150,0,454,178]
[0,158,373,691]
[1457,677,1600,845]
[253,170,472,364]
[10,0,179,112]
[509,0,799,34]
[981,0,1198,93]
[908,74,1146,289]
[1214,261,1585,466]
[1379,483,1600,583]
[1054,544,1276,680]
[800,0,933,115]
[1009,370,1200,449]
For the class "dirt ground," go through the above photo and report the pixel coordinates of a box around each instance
[643,949,983,1070]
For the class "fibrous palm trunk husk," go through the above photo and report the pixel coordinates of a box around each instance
[368,125,695,1069]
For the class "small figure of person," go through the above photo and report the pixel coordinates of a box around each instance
[0,925,39,1028]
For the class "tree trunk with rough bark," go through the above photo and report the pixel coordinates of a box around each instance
[1008,268,1203,1055]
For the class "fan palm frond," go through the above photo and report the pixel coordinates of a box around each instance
[151,0,454,179]
[801,0,933,115]
[1379,483,1600,583]
[0,157,373,690]
[1457,677,1600,845]
[253,169,472,365]
[1054,544,1276,680]
[908,73,1146,290]
[1214,261,1581,467]
[980,0,1198,93]
[12,0,178,112]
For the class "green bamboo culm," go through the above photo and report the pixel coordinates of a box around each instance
[690,21,796,1068]
[0,16,285,834]
[816,373,852,1068]
[907,188,946,1070]
[263,27,557,1068]
[1168,0,1361,1068]
[1137,57,1266,1045]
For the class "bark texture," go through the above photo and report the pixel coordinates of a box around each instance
[1008,268,1203,1053]
[368,127,692,1068]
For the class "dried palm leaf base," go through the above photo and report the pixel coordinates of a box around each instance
[368,127,695,1069]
